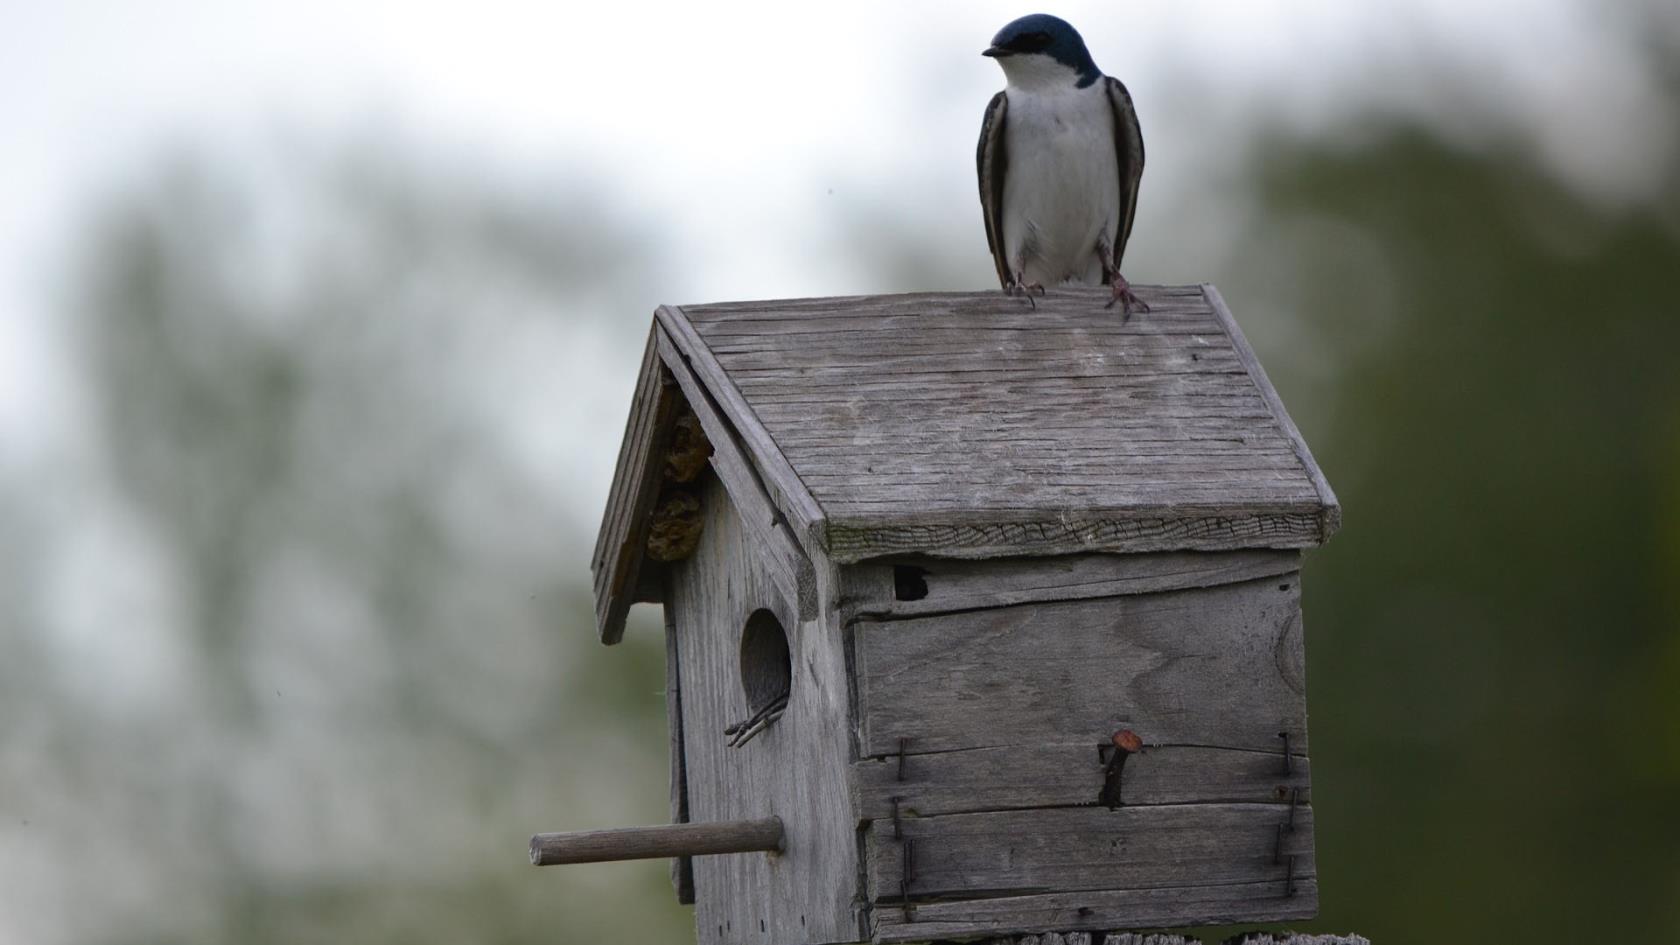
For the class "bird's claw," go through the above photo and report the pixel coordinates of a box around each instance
[1104,278,1149,322]
[1006,280,1045,310]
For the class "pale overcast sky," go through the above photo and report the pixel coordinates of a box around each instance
[1,0,1671,477]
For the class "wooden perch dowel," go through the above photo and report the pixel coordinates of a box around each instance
[529,816,784,866]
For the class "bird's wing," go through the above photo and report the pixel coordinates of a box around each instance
[1104,75,1145,268]
[976,90,1012,288]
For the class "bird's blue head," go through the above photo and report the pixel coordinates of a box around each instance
[983,14,1101,89]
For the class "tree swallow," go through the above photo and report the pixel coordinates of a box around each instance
[978,13,1147,316]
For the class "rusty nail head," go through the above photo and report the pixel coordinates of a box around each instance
[1112,729,1143,753]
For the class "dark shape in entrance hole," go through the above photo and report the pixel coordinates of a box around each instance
[893,565,929,601]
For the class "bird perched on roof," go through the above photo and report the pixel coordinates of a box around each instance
[978,14,1147,316]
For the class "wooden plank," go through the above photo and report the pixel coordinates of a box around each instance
[752,396,1270,418]
[775,429,1295,456]
[705,331,1238,356]
[590,327,680,644]
[870,877,1318,943]
[720,350,1237,377]
[682,285,1208,322]
[655,326,817,623]
[669,474,859,945]
[813,483,1319,504]
[799,467,1314,488]
[656,304,827,554]
[854,576,1308,757]
[825,510,1326,562]
[1203,285,1341,543]
[773,429,1294,450]
[737,374,1262,399]
[663,603,695,904]
[852,745,1310,820]
[841,550,1301,619]
[786,443,1302,462]
[530,817,784,865]
[867,804,1315,902]
[791,457,1311,479]
[654,285,1341,561]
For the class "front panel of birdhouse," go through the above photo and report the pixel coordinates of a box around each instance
[844,551,1317,942]
[665,472,860,945]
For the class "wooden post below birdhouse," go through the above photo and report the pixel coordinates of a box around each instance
[543,285,1341,945]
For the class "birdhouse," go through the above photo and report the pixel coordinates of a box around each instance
[534,285,1340,945]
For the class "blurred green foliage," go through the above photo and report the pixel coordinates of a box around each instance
[1219,124,1680,942]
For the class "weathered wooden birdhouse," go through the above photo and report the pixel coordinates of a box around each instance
[533,285,1340,945]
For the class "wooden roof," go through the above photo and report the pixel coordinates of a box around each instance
[591,284,1338,642]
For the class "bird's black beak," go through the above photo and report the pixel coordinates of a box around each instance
[982,46,1011,58]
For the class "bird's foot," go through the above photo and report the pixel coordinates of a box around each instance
[1005,279,1045,310]
[1105,273,1149,321]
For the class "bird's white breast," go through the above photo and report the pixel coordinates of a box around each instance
[1001,82,1120,286]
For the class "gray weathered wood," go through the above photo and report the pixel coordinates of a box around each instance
[921,933,1367,945]
[529,817,784,865]
[841,550,1301,619]
[657,304,827,554]
[827,510,1324,563]
[854,575,1307,757]
[867,804,1314,925]
[851,744,1310,820]
[663,603,695,903]
[655,325,818,622]
[590,327,680,644]
[1203,284,1342,541]
[1220,937,1369,945]
[665,285,1337,562]
[875,893,1346,944]
[668,474,858,945]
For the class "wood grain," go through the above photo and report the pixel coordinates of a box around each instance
[851,744,1310,820]
[867,804,1314,909]
[672,285,1337,561]
[870,877,1320,943]
[656,305,826,554]
[1203,284,1342,541]
[655,325,818,622]
[668,474,859,945]
[663,603,695,903]
[853,575,1308,757]
[590,327,680,644]
[828,512,1324,564]
[529,817,784,865]
[841,550,1301,619]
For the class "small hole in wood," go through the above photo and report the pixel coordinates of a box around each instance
[740,609,792,716]
[893,565,929,601]
[760,919,766,932]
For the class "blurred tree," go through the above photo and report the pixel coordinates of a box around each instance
[26,139,693,944]
[1218,122,1680,940]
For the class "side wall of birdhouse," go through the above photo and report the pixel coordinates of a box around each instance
[665,471,861,945]
[840,551,1318,943]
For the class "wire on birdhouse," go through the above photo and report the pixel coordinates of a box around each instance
[724,692,789,748]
